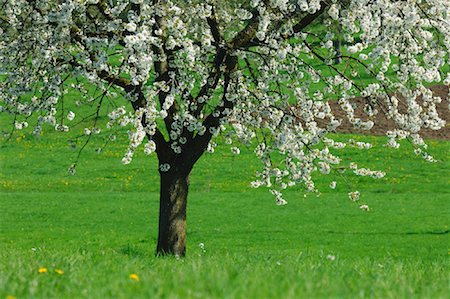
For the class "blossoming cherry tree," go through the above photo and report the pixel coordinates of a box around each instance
[1,0,448,256]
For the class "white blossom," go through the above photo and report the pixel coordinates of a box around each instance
[329,181,336,189]
[67,111,75,121]
[144,140,156,155]
[159,163,171,172]
[359,204,370,211]
[348,191,360,202]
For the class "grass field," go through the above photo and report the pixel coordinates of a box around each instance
[0,123,449,298]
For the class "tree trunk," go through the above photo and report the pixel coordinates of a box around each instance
[152,115,211,257]
[156,170,189,257]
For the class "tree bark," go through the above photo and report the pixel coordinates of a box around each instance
[156,170,189,257]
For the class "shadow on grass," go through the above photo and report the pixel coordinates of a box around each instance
[118,243,148,258]
[325,230,449,235]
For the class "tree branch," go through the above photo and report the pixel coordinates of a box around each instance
[292,2,328,34]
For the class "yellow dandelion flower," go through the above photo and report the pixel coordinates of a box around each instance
[129,273,139,281]
[38,267,48,273]
[55,269,64,275]
[6,295,17,299]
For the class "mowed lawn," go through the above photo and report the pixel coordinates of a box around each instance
[0,129,449,298]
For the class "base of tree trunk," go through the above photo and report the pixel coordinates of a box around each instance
[156,171,189,257]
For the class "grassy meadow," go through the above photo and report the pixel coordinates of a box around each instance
[1,116,449,298]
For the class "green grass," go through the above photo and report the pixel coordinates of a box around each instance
[0,126,449,298]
